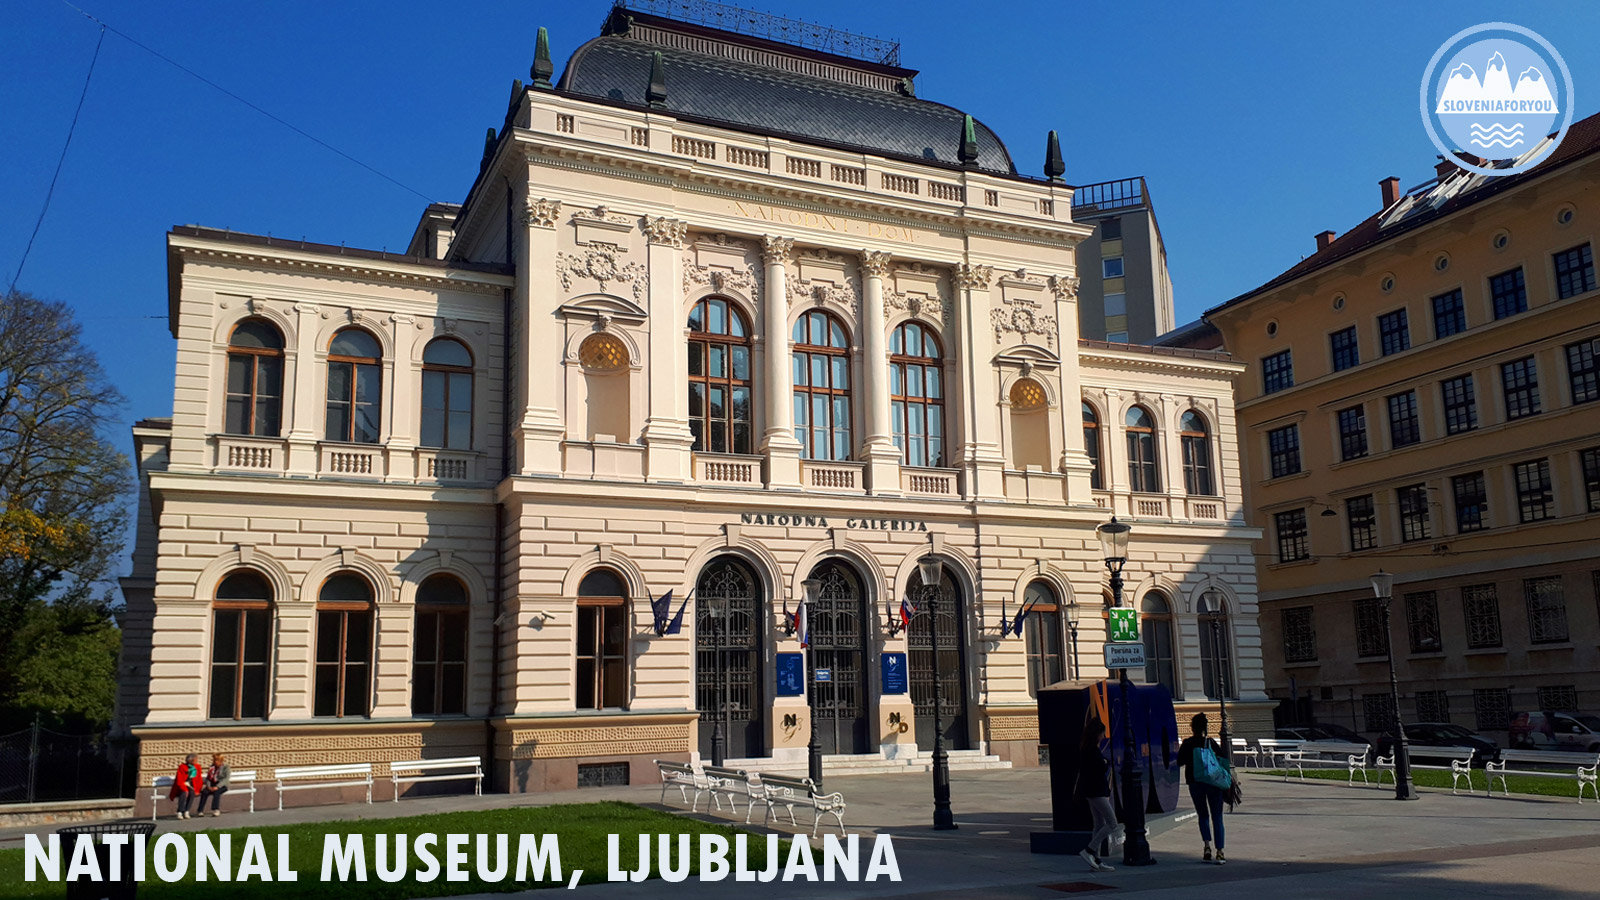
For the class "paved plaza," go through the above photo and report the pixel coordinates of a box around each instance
[6,769,1597,898]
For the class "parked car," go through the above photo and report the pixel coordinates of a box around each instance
[1275,724,1373,745]
[1375,722,1498,766]
[1509,711,1600,752]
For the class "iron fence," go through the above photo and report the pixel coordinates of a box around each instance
[0,720,129,804]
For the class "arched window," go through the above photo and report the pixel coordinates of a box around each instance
[793,310,852,461]
[1126,406,1160,492]
[1008,378,1051,470]
[1180,410,1215,496]
[225,320,284,437]
[1083,403,1103,490]
[1200,600,1235,700]
[579,332,631,442]
[1022,580,1065,697]
[891,322,945,467]
[576,568,628,709]
[1140,592,1177,697]
[688,298,752,455]
[421,338,473,450]
[326,329,383,444]
[314,573,374,717]
[209,570,272,719]
[412,574,468,716]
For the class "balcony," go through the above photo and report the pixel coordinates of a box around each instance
[694,452,762,487]
[901,467,960,498]
[318,442,385,479]
[415,448,484,484]
[800,459,866,494]
[214,435,286,474]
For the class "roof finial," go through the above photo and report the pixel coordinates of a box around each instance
[958,114,979,165]
[479,127,497,174]
[1044,130,1065,182]
[531,26,554,89]
[506,79,525,117]
[647,50,667,108]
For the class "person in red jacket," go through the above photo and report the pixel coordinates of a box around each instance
[168,754,202,819]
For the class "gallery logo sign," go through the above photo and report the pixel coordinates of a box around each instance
[1421,23,1574,177]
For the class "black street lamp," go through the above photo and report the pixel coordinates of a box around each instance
[918,554,957,831]
[1066,599,1081,681]
[1199,589,1230,758]
[705,596,727,767]
[1097,516,1153,866]
[801,577,824,789]
[1371,570,1419,801]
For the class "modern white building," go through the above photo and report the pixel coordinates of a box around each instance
[118,2,1268,805]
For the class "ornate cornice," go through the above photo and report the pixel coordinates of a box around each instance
[642,216,688,247]
[170,245,509,296]
[572,205,633,226]
[954,263,994,291]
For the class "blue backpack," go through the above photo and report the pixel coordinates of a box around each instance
[1195,741,1232,789]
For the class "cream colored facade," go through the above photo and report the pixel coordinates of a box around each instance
[119,12,1265,806]
[1207,132,1600,743]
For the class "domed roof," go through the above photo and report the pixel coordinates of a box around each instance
[557,34,1016,176]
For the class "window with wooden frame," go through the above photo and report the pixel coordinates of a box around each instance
[1022,581,1064,696]
[576,569,629,709]
[325,328,383,443]
[793,310,852,461]
[420,338,473,450]
[209,570,272,719]
[890,322,945,467]
[314,573,374,718]
[412,574,468,716]
[225,319,284,436]
[1141,592,1177,697]
[687,298,753,455]
[1125,405,1160,492]
[1180,410,1215,495]
[1082,403,1103,490]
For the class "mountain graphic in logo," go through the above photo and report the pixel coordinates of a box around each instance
[1435,51,1557,150]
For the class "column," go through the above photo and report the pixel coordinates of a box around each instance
[386,314,419,481]
[286,302,322,475]
[1159,392,1185,516]
[761,235,803,489]
[641,216,695,482]
[1103,387,1129,516]
[514,195,566,475]
[1051,274,1097,503]
[954,263,1006,499]
[860,251,900,494]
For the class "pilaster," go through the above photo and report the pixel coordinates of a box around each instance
[761,235,803,489]
[859,251,900,494]
[387,313,420,481]
[641,217,695,482]
[514,195,567,475]
[1050,274,1097,502]
[955,263,1005,499]
[286,303,323,475]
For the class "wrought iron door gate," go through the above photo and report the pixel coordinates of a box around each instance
[907,570,970,751]
[696,557,764,759]
[807,562,871,754]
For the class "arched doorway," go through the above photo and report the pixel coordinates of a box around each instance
[695,556,765,760]
[906,563,970,751]
[806,560,871,754]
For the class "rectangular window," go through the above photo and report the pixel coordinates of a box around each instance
[1501,357,1541,419]
[1281,606,1317,663]
[1388,391,1420,447]
[1337,406,1368,460]
[209,607,270,720]
[1275,509,1309,563]
[313,608,372,718]
[1451,471,1488,532]
[1347,494,1377,551]
[1267,424,1302,478]
[1099,216,1122,240]
[1330,326,1360,372]
[1524,576,1569,644]
[1553,243,1596,299]
[1567,338,1599,404]
[1490,267,1527,319]
[1106,331,1129,343]
[1441,375,1478,434]
[1405,591,1442,653]
[1584,447,1600,513]
[1262,349,1294,394]
[1415,690,1450,724]
[1473,688,1510,731]
[1537,685,1578,712]
[1104,292,1127,315]
[1354,598,1388,658]
[1462,584,1502,649]
[1514,458,1553,522]
[1363,693,1396,732]
[411,609,468,716]
[1431,289,1466,339]
[1103,257,1124,278]
[1379,308,1411,356]
[576,603,629,709]
[1398,483,1430,542]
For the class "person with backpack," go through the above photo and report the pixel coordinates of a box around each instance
[1074,717,1117,873]
[1177,713,1230,864]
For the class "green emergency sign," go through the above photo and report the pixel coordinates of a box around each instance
[1108,607,1139,643]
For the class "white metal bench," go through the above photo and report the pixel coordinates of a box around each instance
[149,770,259,821]
[1230,738,1260,769]
[274,762,372,810]
[1298,741,1372,785]
[1487,750,1600,802]
[390,756,483,801]
[1376,745,1477,794]
[748,773,846,837]
[702,765,757,814]
[1257,739,1305,780]
[656,760,719,812]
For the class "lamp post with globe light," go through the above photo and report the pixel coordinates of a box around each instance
[801,577,824,789]
[1097,516,1153,866]
[1199,589,1231,756]
[1371,570,1418,801]
[704,595,728,767]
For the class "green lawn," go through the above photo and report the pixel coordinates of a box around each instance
[2,802,772,899]
[1254,765,1592,799]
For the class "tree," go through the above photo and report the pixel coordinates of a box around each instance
[0,289,129,728]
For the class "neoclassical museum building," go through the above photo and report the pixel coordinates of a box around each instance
[118,3,1269,801]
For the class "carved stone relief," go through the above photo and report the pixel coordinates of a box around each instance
[555,242,648,302]
[991,296,1058,348]
[642,216,688,247]
[522,197,562,228]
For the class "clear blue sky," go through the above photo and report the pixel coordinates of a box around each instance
[5,0,1597,443]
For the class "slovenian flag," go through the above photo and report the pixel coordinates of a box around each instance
[794,599,810,648]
